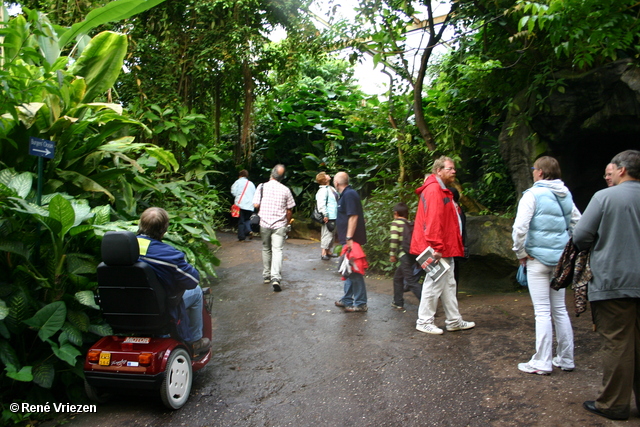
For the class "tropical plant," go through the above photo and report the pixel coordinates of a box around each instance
[362,182,420,273]
[0,5,221,417]
[0,169,113,422]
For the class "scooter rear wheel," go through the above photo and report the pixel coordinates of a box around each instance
[160,347,192,409]
[84,379,110,404]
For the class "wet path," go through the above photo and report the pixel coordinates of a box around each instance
[59,232,631,426]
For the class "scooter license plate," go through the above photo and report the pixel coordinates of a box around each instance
[99,352,111,366]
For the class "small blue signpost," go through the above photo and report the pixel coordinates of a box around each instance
[29,137,56,206]
[29,137,55,159]
[29,137,56,263]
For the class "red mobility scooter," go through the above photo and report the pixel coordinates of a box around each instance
[83,231,213,409]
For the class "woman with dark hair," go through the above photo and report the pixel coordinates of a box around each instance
[512,156,581,375]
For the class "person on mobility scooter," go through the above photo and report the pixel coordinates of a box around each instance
[84,208,212,410]
[136,207,210,354]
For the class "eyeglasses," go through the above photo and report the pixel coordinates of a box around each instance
[443,167,456,171]
[531,167,538,171]
[603,173,612,179]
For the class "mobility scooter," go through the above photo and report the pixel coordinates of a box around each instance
[83,231,213,409]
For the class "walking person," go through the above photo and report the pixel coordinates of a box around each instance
[410,156,475,335]
[333,171,368,312]
[389,202,421,309]
[253,164,295,292]
[315,172,339,260]
[231,170,256,241]
[573,150,640,421]
[512,156,581,375]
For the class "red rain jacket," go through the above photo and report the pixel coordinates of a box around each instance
[409,174,464,258]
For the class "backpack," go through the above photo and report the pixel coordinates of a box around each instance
[400,218,414,255]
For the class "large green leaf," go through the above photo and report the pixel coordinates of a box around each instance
[60,322,84,346]
[46,339,81,366]
[66,310,90,332]
[5,365,33,382]
[0,300,8,321]
[56,170,115,202]
[23,301,67,341]
[0,240,29,261]
[0,338,20,368]
[9,172,33,199]
[91,205,111,225]
[75,291,99,310]
[145,146,179,172]
[88,323,113,337]
[32,362,55,389]
[58,0,167,49]
[2,15,29,61]
[35,11,60,65]
[68,31,128,103]
[48,194,76,237]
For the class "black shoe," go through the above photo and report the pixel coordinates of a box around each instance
[263,277,271,284]
[582,401,628,421]
[191,337,211,354]
[272,281,282,292]
[321,255,330,261]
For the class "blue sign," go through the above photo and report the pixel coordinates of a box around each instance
[29,137,55,159]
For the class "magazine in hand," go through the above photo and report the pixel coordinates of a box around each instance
[416,246,450,281]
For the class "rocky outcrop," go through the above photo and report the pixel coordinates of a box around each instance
[459,215,519,292]
[500,59,640,210]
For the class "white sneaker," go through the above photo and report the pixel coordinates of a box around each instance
[518,362,551,375]
[552,356,574,372]
[416,323,443,335]
[446,320,476,332]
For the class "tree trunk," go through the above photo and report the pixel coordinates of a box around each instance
[214,81,221,145]
[238,60,254,164]
[413,2,458,151]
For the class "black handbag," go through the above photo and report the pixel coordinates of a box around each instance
[250,184,264,231]
[312,187,329,224]
[311,206,324,223]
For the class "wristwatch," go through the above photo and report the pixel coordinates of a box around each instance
[346,236,353,240]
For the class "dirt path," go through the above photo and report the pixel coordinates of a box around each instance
[58,232,635,426]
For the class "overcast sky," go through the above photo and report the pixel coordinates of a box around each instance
[306,0,454,95]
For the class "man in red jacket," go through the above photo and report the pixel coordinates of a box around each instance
[410,156,475,335]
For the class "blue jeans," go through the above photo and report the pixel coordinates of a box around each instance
[340,272,367,307]
[238,209,253,240]
[182,287,203,342]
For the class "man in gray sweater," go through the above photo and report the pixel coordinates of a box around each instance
[573,149,640,421]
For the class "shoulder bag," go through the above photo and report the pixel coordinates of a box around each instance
[250,184,263,228]
[231,180,249,218]
[311,187,328,224]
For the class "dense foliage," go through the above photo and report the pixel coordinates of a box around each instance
[0,6,220,421]
[1,0,638,419]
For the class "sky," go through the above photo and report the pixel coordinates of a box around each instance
[307,0,454,95]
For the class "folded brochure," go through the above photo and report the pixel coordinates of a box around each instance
[416,246,450,281]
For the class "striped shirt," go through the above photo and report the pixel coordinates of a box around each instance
[389,218,407,259]
[253,179,296,229]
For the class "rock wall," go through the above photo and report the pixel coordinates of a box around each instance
[459,215,519,293]
[500,59,640,210]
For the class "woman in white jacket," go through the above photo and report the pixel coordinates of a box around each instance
[512,156,581,375]
[315,172,339,260]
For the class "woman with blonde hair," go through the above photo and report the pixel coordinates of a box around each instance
[512,156,581,375]
[315,172,339,260]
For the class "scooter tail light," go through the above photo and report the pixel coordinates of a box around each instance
[87,350,101,363]
[139,353,153,366]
